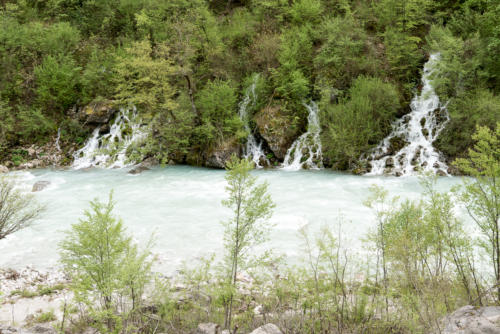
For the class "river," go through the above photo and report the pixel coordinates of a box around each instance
[0,166,462,273]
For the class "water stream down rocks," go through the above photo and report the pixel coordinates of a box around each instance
[72,107,147,169]
[282,101,323,171]
[365,54,450,176]
[238,75,269,168]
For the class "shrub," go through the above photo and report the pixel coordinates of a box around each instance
[322,76,400,169]
[0,176,45,240]
[59,192,153,333]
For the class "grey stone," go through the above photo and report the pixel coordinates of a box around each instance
[0,325,19,334]
[205,141,239,169]
[128,165,150,175]
[32,181,50,192]
[0,165,8,173]
[441,305,500,334]
[194,323,219,334]
[248,324,282,334]
[74,101,117,125]
[29,325,56,333]
[128,157,158,175]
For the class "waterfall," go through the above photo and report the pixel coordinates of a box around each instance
[366,54,449,176]
[72,107,147,169]
[239,75,269,168]
[282,101,323,171]
[55,127,61,152]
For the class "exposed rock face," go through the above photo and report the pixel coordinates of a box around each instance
[7,141,66,170]
[441,305,500,334]
[205,139,240,169]
[255,105,299,161]
[248,324,282,334]
[32,181,50,192]
[194,323,219,334]
[0,165,8,173]
[72,100,118,125]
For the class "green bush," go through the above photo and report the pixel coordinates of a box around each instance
[322,76,400,169]
[436,89,500,160]
[195,79,243,150]
[314,16,379,91]
[34,55,81,114]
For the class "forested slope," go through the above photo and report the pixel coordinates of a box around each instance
[0,0,499,170]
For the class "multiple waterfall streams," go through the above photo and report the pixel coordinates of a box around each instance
[72,108,147,169]
[0,54,468,275]
[238,76,269,168]
[366,54,450,176]
[282,102,323,171]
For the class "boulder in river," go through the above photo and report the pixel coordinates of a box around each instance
[440,305,500,334]
[0,165,8,173]
[249,324,283,334]
[32,181,50,192]
[128,157,157,174]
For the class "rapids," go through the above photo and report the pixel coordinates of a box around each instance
[0,167,461,273]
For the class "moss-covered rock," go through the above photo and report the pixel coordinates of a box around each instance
[204,137,241,169]
[73,100,118,125]
[254,105,300,161]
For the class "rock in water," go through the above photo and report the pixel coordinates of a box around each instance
[0,165,8,173]
[128,157,157,174]
[441,305,500,334]
[249,324,282,334]
[194,323,219,334]
[32,181,50,192]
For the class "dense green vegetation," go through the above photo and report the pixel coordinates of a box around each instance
[0,0,499,168]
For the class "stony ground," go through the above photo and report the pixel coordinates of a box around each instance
[0,267,69,332]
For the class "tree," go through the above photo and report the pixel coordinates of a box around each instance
[221,156,275,329]
[114,41,177,117]
[455,124,500,302]
[194,79,243,151]
[34,54,81,114]
[0,177,44,239]
[59,192,153,332]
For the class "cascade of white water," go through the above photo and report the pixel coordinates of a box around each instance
[55,127,61,152]
[72,107,147,169]
[282,101,323,171]
[238,75,269,168]
[366,54,449,176]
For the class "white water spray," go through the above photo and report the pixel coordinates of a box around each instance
[366,54,449,176]
[72,107,148,169]
[238,75,269,168]
[282,101,323,171]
